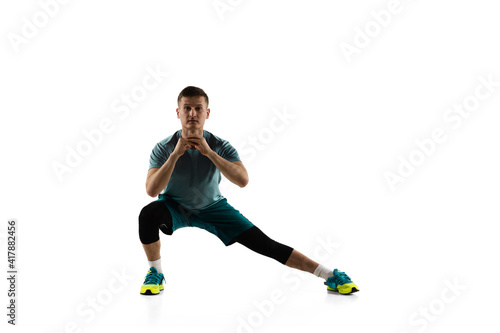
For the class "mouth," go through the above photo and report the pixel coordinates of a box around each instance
[188,120,198,123]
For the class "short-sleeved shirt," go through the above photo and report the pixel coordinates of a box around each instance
[149,129,240,210]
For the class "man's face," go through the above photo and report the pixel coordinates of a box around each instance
[176,96,210,132]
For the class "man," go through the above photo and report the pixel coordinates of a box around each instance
[138,86,359,295]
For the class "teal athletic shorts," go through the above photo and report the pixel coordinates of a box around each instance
[156,196,255,246]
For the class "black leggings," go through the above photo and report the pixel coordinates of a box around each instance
[138,201,294,265]
[139,201,174,244]
[232,226,294,265]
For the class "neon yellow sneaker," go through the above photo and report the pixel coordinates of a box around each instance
[325,269,359,294]
[140,267,165,295]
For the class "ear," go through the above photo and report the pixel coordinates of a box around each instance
[206,108,210,119]
[176,108,180,118]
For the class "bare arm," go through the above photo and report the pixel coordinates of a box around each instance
[206,151,249,188]
[145,137,193,197]
[145,154,180,197]
[186,136,249,188]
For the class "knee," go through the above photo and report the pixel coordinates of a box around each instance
[139,201,172,230]
[139,205,150,225]
[138,203,161,244]
[139,203,160,227]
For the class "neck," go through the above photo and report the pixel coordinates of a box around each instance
[181,127,204,138]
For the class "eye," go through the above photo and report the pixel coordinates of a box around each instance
[195,107,201,111]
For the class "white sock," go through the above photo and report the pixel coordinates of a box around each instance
[148,258,163,274]
[313,264,334,280]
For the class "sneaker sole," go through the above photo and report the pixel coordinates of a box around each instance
[140,284,164,295]
[326,284,359,294]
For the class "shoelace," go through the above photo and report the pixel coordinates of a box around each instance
[326,270,352,288]
[144,271,164,285]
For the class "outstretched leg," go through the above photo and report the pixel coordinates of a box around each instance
[234,227,323,275]
[284,249,320,274]
[233,226,359,294]
[233,226,322,273]
[232,226,294,265]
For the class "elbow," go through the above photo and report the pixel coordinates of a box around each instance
[239,176,249,188]
[146,190,158,198]
[145,184,159,198]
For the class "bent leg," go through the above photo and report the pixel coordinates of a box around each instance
[232,225,358,292]
[142,240,161,262]
[138,201,173,261]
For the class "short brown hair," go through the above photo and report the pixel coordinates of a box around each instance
[177,86,209,107]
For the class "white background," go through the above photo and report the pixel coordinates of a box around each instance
[1,0,499,332]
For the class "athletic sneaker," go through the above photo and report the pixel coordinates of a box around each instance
[324,269,359,294]
[140,267,165,295]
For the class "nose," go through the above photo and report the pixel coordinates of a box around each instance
[188,109,196,118]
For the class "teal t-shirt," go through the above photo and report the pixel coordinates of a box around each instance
[148,130,240,210]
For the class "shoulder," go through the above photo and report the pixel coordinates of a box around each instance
[204,130,240,162]
[156,130,181,149]
[151,130,180,157]
[204,130,230,147]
